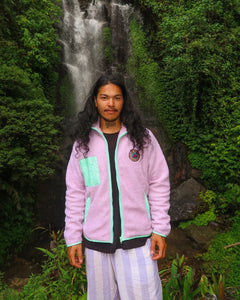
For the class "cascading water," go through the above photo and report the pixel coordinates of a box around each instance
[60,0,135,112]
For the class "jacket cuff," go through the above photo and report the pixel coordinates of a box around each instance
[152,231,167,238]
[67,241,82,247]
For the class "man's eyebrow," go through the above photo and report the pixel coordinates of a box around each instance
[99,93,122,96]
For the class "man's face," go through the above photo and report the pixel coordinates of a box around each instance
[94,83,124,123]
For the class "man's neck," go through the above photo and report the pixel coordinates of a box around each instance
[100,119,121,134]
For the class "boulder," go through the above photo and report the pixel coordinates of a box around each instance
[184,224,221,249]
[169,178,206,221]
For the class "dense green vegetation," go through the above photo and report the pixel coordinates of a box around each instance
[203,213,240,297]
[130,0,240,191]
[0,0,62,264]
[128,0,240,297]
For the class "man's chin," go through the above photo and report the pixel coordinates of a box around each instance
[101,116,119,123]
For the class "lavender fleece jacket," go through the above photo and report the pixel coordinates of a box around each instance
[64,121,171,247]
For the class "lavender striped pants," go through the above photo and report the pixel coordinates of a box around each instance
[85,239,162,300]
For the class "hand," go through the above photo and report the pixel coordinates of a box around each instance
[67,243,83,268]
[150,233,167,260]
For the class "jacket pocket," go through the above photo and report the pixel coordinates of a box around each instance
[79,156,100,187]
[144,193,151,219]
[84,197,91,223]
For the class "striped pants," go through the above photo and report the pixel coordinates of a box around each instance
[85,239,162,300]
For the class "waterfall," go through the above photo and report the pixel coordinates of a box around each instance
[60,0,135,112]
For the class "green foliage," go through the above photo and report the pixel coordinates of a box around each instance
[0,0,62,263]
[203,213,240,298]
[161,254,214,299]
[127,20,161,109]
[217,184,240,215]
[180,186,240,230]
[0,184,33,265]
[0,64,61,265]
[179,211,217,230]
[210,273,225,300]
[0,232,87,299]
[130,0,240,192]
[179,190,217,229]
[0,0,61,70]
[0,271,19,299]
[0,0,62,94]
[103,27,114,66]
[0,67,61,183]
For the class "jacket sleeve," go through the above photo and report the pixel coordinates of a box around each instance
[147,131,171,237]
[64,142,86,246]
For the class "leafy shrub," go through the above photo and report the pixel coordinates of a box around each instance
[161,254,216,299]
[0,190,33,265]
[22,231,87,299]
[217,184,240,215]
[203,213,240,298]
[0,232,87,299]
[0,272,19,299]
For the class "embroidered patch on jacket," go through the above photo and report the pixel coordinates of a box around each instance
[129,149,140,162]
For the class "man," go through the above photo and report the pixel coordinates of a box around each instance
[64,73,171,300]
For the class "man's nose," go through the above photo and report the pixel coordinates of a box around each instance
[108,97,114,106]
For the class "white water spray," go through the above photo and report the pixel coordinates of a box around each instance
[60,0,135,112]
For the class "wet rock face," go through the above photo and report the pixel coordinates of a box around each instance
[78,0,90,10]
[167,142,192,187]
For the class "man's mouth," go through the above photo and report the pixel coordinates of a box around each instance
[105,109,118,113]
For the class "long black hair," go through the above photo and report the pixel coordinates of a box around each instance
[71,73,150,156]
